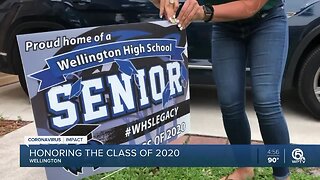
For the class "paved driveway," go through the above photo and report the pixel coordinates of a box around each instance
[0,76,319,180]
[0,78,319,144]
[189,85,320,144]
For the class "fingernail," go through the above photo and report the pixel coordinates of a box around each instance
[178,24,181,28]
[176,19,180,23]
[173,15,176,19]
[169,17,172,22]
[160,14,163,19]
[180,26,183,31]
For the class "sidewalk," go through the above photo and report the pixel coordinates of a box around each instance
[0,72,43,179]
[0,123,46,180]
[0,83,33,121]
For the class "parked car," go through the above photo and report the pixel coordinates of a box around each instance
[0,0,320,119]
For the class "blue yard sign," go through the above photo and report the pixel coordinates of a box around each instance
[17,21,190,180]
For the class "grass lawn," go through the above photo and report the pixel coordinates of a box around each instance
[84,167,319,180]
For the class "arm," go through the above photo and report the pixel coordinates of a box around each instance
[177,0,269,30]
[213,0,268,22]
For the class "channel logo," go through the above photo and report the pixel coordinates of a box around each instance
[291,148,306,164]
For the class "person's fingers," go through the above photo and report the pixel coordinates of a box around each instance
[166,6,175,22]
[165,0,178,22]
[177,0,190,22]
[178,0,196,29]
[182,5,199,29]
[160,0,179,22]
[160,0,165,18]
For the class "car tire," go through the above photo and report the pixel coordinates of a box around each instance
[298,45,320,120]
[8,30,29,95]
[18,72,28,96]
[10,40,28,95]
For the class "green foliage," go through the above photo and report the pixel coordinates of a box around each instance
[84,167,319,180]
[0,114,5,120]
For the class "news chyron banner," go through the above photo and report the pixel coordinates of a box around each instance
[17,21,190,179]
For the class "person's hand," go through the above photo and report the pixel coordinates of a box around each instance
[160,0,179,22]
[151,0,179,22]
[177,0,205,30]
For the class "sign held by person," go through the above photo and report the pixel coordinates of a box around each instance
[17,21,190,179]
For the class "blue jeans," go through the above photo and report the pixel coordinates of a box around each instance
[211,6,290,179]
